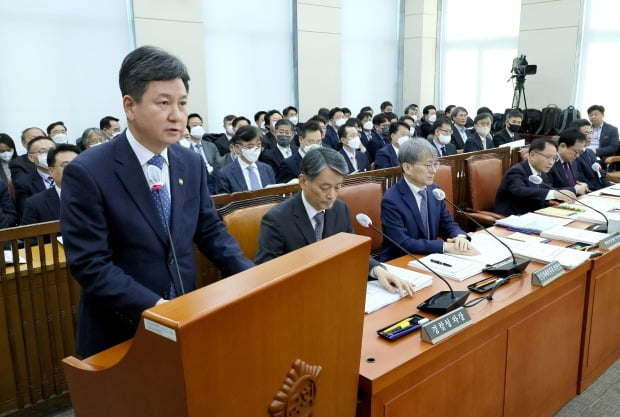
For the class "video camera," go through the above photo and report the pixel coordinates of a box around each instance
[512,55,537,77]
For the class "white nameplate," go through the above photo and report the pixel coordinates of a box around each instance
[599,232,620,251]
[531,261,564,287]
[144,318,177,342]
[420,307,472,344]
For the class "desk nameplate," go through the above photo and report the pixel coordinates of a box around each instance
[531,261,564,287]
[420,307,472,344]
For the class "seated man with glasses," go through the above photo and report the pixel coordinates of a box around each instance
[495,138,577,216]
[464,112,495,153]
[426,117,457,157]
[380,139,478,261]
[548,128,589,195]
[215,125,275,194]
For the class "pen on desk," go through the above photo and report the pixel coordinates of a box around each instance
[430,259,453,267]
[475,278,496,289]
[382,318,412,334]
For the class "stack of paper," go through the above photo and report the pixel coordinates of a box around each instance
[599,185,620,197]
[500,238,590,269]
[536,206,584,219]
[408,253,485,282]
[540,226,609,245]
[495,212,573,234]
[364,264,432,313]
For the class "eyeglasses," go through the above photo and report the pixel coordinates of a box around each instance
[567,147,583,156]
[415,161,441,171]
[533,151,559,162]
[236,143,262,151]
[438,128,453,135]
[29,148,53,155]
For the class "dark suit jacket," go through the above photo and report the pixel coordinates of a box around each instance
[380,180,465,261]
[9,154,36,182]
[339,148,370,173]
[425,138,457,156]
[323,125,342,151]
[366,130,389,163]
[215,159,275,194]
[213,133,232,157]
[450,124,469,150]
[464,132,494,153]
[0,180,17,229]
[13,168,47,217]
[254,192,380,271]
[420,120,433,139]
[548,160,578,195]
[277,149,303,183]
[361,131,373,149]
[261,132,277,151]
[260,144,297,179]
[575,149,611,191]
[493,128,520,148]
[495,161,554,216]
[594,122,619,160]
[60,133,253,357]
[22,187,59,224]
[374,145,399,169]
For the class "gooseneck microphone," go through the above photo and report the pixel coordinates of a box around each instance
[356,213,469,314]
[431,189,530,277]
[147,165,186,296]
[528,174,609,233]
[592,162,603,180]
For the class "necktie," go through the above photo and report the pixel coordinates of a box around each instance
[563,162,576,186]
[247,165,261,190]
[193,143,213,173]
[441,146,447,156]
[46,176,55,188]
[418,189,429,238]
[314,211,324,241]
[147,155,176,299]
[350,155,357,170]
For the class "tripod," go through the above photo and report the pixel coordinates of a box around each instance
[511,74,529,131]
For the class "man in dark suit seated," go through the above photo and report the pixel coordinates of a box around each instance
[587,104,619,163]
[495,138,576,216]
[338,123,369,173]
[277,122,323,183]
[9,127,45,182]
[323,107,346,151]
[380,139,477,261]
[260,119,297,179]
[186,122,222,177]
[366,113,391,164]
[464,113,495,153]
[0,180,17,229]
[450,106,470,152]
[13,136,57,217]
[215,126,276,194]
[570,119,611,191]
[426,117,457,157]
[256,147,414,296]
[22,144,80,225]
[212,114,237,156]
[419,105,437,139]
[375,122,411,169]
[60,46,253,357]
[260,110,282,151]
[547,128,589,196]
[358,111,374,149]
[493,109,523,147]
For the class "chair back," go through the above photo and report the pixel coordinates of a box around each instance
[466,157,503,211]
[434,164,455,217]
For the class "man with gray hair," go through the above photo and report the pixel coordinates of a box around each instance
[380,139,478,261]
[256,147,415,296]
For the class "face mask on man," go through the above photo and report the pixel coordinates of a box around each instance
[225,125,234,135]
[37,153,49,169]
[508,124,521,133]
[0,151,13,162]
[427,114,437,123]
[288,116,298,125]
[190,126,205,138]
[397,136,410,147]
[347,136,361,150]
[411,114,418,122]
[476,126,491,137]
[335,118,346,128]
[409,127,416,137]
[276,135,291,147]
[304,143,321,154]
[438,134,452,145]
[363,121,373,131]
[52,133,67,144]
[241,146,261,163]
[381,126,390,136]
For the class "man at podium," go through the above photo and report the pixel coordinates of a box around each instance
[60,46,253,357]
[255,147,415,296]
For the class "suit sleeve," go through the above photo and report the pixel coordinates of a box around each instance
[21,195,39,225]
[437,200,466,239]
[464,138,479,153]
[254,208,284,264]
[504,168,549,201]
[596,125,619,158]
[215,167,232,194]
[374,149,390,169]
[261,163,276,186]
[381,195,444,255]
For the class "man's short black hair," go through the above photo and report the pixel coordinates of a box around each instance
[558,128,586,148]
[380,101,393,111]
[99,116,119,130]
[46,121,66,135]
[422,105,436,115]
[529,137,558,153]
[587,104,605,114]
[232,116,251,128]
[48,143,81,167]
[328,107,343,120]
[27,136,54,153]
[372,113,389,126]
[431,117,452,135]
[282,106,298,117]
[254,110,266,124]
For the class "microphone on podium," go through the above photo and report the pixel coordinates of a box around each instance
[528,174,609,233]
[431,189,530,276]
[355,213,469,315]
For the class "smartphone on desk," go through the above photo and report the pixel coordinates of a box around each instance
[377,313,429,341]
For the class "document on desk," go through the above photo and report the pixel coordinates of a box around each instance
[499,239,590,269]
[408,253,484,281]
[540,225,610,245]
[495,212,573,234]
[364,265,432,313]
[448,234,512,266]
[599,185,620,197]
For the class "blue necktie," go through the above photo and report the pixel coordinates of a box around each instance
[247,165,261,190]
[418,189,429,238]
[314,211,324,241]
[147,155,177,299]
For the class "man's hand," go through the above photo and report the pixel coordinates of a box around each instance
[445,235,480,255]
[373,266,415,297]
[553,189,577,203]
[155,298,169,306]
[575,182,589,196]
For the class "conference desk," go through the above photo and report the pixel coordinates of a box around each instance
[356,221,620,417]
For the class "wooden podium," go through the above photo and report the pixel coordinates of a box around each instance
[62,233,371,416]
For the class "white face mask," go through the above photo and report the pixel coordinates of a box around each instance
[178,138,191,148]
[259,121,266,130]
[304,143,321,153]
[409,127,416,137]
[476,126,491,137]
[347,136,361,150]
[225,125,234,135]
[241,146,261,163]
[190,126,205,138]
[52,133,67,144]
[411,114,418,122]
[335,118,346,127]
[0,151,13,162]
[37,153,49,169]
[288,116,298,125]
[363,121,373,131]
[108,130,120,139]
[397,136,410,147]
[427,114,437,123]
[438,134,452,145]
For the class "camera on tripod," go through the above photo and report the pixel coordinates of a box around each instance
[512,55,537,77]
